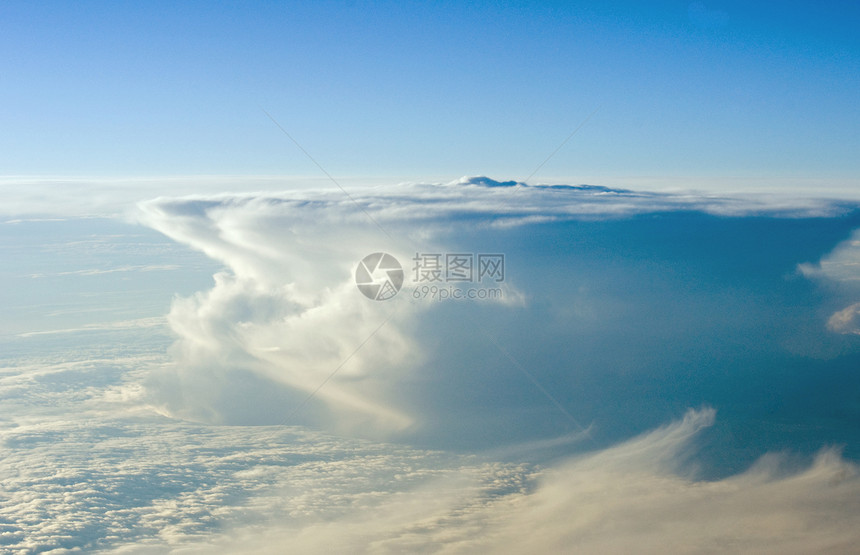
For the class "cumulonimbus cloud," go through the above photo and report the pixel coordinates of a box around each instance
[135,177,860,435]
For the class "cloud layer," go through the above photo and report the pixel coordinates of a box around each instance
[4,356,859,555]
[5,181,860,551]
[146,409,860,554]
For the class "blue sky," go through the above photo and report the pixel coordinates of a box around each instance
[2,1,858,186]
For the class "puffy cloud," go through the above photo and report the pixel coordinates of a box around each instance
[136,190,427,434]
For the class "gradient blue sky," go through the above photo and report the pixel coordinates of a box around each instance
[2,1,858,187]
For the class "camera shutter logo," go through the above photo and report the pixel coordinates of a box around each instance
[355,252,404,300]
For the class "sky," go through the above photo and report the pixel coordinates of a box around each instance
[2,1,859,189]
[2,2,860,553]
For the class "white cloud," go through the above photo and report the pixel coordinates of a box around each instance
[456,410,860,555]
[7,178,860,553]
[169,409,860,555]
[136,192,428,434]
[827,302,860,335]
[49,264,181,277]
[3,349,860,554]
[135,177,858,434]
[799,232,860,284]
[797,229,860,336]
[16,316,167,338]
[4,174,860,219]
[0,350,526,554]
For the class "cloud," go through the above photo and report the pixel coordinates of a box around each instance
[827,302,860,335]
[47,264,181,278]
[460,410,860,555]
[8,179,860,553]
[16,316,167,338]
[136,192,427,434]
[796,227,860,337]
[798,231,860,284]
[0,352,523,554]
[3,349,860,554]
[175,409,860,554]
[138,176,854,229]
[134,177,860,440]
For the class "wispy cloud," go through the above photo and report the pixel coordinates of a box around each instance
[15,316,167,338]
[28,264,181,279]
[179,409,860,554]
